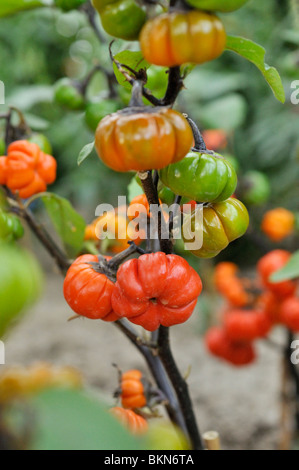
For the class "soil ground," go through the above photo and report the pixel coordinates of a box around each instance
[4,272,285,450]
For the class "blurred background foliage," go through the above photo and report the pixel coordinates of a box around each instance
[0,0,298,265]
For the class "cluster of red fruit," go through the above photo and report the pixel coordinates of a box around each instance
[64,252,202,332]
[205,250,298,366]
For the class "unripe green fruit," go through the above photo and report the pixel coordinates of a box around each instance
[0,212,24,242]
[0,138,5,156]
[184,0,249,12]
[242,170,271,206]
[54,0,87,11]
[54,79,85,111]
[28,134,53,155]
[97,0,147,40]
[0,244,43,338]
[85,100,120,131]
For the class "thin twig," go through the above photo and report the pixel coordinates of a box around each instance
[81,1,106,43]
[158,326,204,450]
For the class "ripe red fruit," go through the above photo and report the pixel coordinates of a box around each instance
[63,254,117,321]
[256,291,282,324]
[112,252,202,331]
[205,327,256,367]
[280,297,299,332]
[257,250,297,298]
[224,309,272,342]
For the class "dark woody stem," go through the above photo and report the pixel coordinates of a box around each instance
[138,170,173,255]
[158,326,204,450]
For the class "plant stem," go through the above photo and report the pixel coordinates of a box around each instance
[115,320,187,433]
[161,67,184,106]
[82,1,106,43]
[22,206,71,273]
[138,171,173,254]
[158,326,204,450]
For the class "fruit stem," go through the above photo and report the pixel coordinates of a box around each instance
[129,80,145,107]
[184,115,207,152]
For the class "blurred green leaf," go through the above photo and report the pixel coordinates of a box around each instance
[198,93,247,130]
[28,389,142,450]
[8,86,53,110]
[226,36,286,103]
[0,0,52,18]
[113,51,150,92]
[78,141,94,166]
[42,194,86,257]
[24,113,50,131]
[270,250,299,282]
[127,176,143,202]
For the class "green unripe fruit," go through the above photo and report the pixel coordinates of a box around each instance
[242,170,271,206]
[0,138,5,156]
[85,100,120,131]
[147,423,190,450]
[0,244,43,337]
[184,0,249,12]
[54,79,85,111]
[99,0,147,40]
[28,134,53,155]
[54,0,87,11]
[0,212,24,242]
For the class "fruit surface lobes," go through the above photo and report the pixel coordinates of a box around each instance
[160,152,237,203]
[140,11,226,67]
[183,198,249,258]
[95,109,193,172]
[184,0,249,12]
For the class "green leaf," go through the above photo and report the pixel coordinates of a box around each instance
[226,36,286,103]
[127,176,143,203]
[113,51,150,92]
[270,250,299,282]
[27,389,142,450]
[0,0,52,17]
[24,113,50,131]
[42,194,86,258]
[198,93,247,131]
[8,85,53,110]
[78,141,94,166]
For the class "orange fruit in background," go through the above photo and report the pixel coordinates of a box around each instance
[110,407,148,435]
[261,208,295,242]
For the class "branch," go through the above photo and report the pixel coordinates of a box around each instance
[20,203,71,273]
[158,326,204,450]
[138,171,173,254]
[81,1,106,43]
[80,64,117,99]
[161,67,184,106]
[114,320,188,433]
